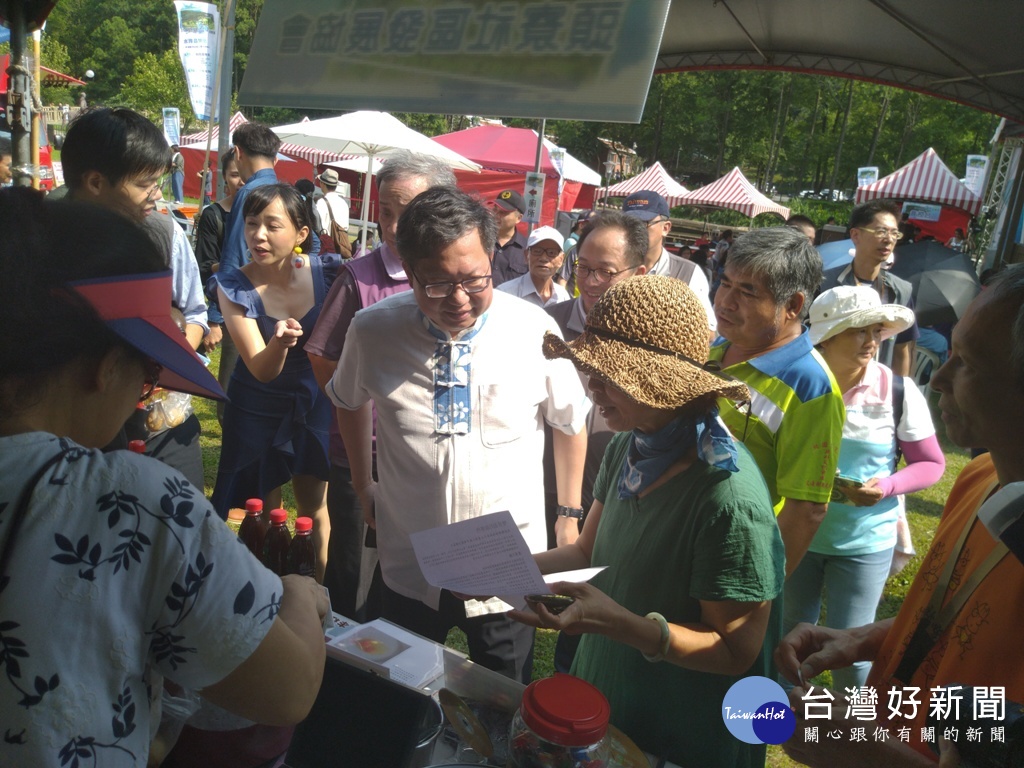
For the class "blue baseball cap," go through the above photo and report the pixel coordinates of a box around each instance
[623,190,670,221]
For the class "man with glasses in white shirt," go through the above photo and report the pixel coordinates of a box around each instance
[819,200,919,376]
[327,187,589,684]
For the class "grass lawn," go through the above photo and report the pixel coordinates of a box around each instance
[194,351,968,765]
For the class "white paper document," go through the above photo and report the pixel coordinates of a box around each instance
[410,511,607,599]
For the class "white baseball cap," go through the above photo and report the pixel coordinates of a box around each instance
[526,226,565,251]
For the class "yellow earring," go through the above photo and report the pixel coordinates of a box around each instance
[293,246,304,268]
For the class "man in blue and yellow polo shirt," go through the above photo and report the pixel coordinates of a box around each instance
[710,226,845,577]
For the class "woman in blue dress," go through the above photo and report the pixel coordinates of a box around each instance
[212,183,337,579]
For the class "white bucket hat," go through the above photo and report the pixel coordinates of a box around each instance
[809,285,915,346]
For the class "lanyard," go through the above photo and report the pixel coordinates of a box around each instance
[893,479,1008,683]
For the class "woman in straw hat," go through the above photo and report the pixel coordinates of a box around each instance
[510,275,785,768]
[783,286,945,691]
[0,189,327,767]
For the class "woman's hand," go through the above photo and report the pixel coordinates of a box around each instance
[507,581,624,638]
[843,477,886,507]
[272,318,303,349]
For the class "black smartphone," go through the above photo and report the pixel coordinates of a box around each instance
[525,594,575,615]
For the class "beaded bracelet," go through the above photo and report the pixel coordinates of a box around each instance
[642,611,671,663]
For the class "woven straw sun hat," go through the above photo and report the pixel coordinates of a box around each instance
[543,275,749,409]
[809,285,915,346]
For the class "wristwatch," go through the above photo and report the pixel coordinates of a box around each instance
[555,505,584,519]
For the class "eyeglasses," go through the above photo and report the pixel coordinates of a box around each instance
[529,247,563,260]
[575,263,636,284]
[647,217,669,228]
[135,175,167,201]
[411,269,493,299]
[139,360,163,402]
[856,226,904,241]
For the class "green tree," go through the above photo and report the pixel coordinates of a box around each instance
[1,35,74,104]
[117,49,197,130]
[79,16,139,103]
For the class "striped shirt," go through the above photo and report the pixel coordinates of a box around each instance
[709,330,845,511]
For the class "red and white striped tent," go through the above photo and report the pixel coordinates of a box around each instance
[182,111,359,167]
[677,167,790,220]
[598,161,690,207]
[854,148,982,217]
[180,111,249,144]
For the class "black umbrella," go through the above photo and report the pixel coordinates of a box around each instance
[889,241,981,326]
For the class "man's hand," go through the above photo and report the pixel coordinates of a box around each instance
[774,619,891,686]
[776,498,829,578]
[203,323,223,352]
[356,480,377,528]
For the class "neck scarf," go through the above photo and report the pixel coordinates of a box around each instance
[618,407,740,499]
[424,313,487,435]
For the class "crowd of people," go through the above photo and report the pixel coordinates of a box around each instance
[1,105,1020,768]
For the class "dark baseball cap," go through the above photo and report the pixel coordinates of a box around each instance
[623,190,670,221]
[494,189,526,214]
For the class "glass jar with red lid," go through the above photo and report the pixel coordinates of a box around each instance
[508,673,610,767]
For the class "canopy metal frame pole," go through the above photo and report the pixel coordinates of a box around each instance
[360,153,375,255]
[215,0,237,200]
[526,118,546,235]
[6,2,32,187]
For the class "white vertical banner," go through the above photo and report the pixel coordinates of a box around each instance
[857,167,879,187]
[523,173,546,224]
[548,146,566,198]
[163,108,181,146]
[174,1,220,121]
[964,155,988,197]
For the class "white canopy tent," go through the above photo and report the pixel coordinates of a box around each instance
[273,111,481,253]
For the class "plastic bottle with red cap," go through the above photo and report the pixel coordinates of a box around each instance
[288,517,316,578]
[127,440,147,454]
[261,508,292,576]
[237,498,268,559]
[508,673,610,767]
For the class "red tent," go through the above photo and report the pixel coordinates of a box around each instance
[677,167,790,220]
[432,125,563,225]
[180,141,317,200]
[0,53,85,93]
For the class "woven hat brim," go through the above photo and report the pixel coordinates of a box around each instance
[810,305,916,346]
[543,331,749,409]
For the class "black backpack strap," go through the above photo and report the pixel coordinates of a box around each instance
[892,373,905,469]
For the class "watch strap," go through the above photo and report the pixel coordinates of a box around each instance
[556,505,584,519]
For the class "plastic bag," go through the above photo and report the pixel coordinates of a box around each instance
[139,390,194,434]
[148,683,201,767]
